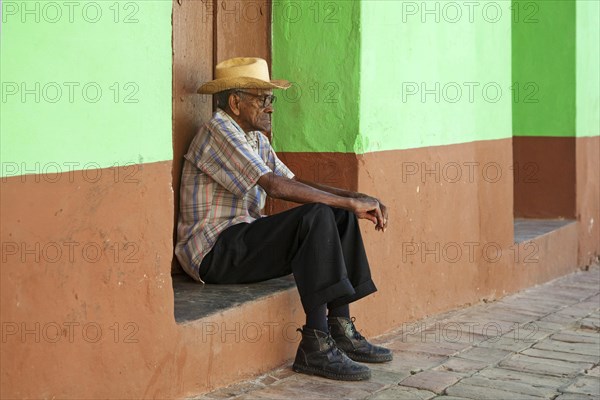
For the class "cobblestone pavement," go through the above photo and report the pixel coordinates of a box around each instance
[192,264,600,400]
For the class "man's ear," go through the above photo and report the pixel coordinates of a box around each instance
[228,93,241,116]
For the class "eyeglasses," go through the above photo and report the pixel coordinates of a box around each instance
[235,90,276,108]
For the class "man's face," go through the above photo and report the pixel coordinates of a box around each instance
[233,89,274,133]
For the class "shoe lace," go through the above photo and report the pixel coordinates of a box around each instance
[349,317,365,340]
[325,333,346,357]
[297,327,346,357]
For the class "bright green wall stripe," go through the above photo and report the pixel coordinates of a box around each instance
[359,0,512,152]
[576,0,600,137]
[272,0,512,153]
[272,0,361,153]
[512,0,576,137]
[1,1,172,177]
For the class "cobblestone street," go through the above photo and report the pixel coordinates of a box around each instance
[193,264,600,400]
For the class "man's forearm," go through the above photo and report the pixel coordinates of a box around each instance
[259,173,355,210]
[258,173,386,230]
[294,177,365,199]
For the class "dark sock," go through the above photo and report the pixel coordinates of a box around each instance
[305,303,328,332]
[327,303,350,319]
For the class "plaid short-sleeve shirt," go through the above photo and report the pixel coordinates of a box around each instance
[175,109,294,282]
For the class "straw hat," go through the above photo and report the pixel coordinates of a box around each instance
[197,57,291,94]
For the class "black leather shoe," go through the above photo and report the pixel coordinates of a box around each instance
[292,327,371,381]
[328,317,393,363]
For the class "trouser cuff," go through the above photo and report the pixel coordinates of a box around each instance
[302,277,355,313]
[326,279,377,309]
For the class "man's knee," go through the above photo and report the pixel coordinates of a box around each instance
[329,206,356,225]
[301,202,335,216]
[298,203,338,226]
[330,206,353,217]
[300,203,356,225]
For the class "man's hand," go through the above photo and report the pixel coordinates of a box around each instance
[351,197,387,232]
[350,191,388,232]
[375,199,388,232]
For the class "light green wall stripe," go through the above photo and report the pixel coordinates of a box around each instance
[272,0,361,153]
[1,1,172,177]
[576,0,600,137]
[512,0,576,137]
[359,0,512,152]
[272,0,512,154]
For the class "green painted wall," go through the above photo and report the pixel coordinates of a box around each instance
[512,0,576,137]
[271,0,361,152]
[0,1,172,177]
[359,0,512,152]
[272,0,512,153]
[576,0,600,137]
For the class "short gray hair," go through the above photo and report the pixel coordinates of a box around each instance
[215,89,236,110]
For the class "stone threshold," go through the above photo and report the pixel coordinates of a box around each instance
[173,273,296,323]
[514,218,576,244]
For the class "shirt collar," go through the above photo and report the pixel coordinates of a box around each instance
[215,108,259,141]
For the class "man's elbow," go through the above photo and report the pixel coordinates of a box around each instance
[258,173,282,198]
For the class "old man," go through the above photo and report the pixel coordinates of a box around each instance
[176,57,392,381]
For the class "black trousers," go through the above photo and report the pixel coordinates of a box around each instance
[198,203,377,313]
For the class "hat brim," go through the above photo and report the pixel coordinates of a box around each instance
[197,77,291,94]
